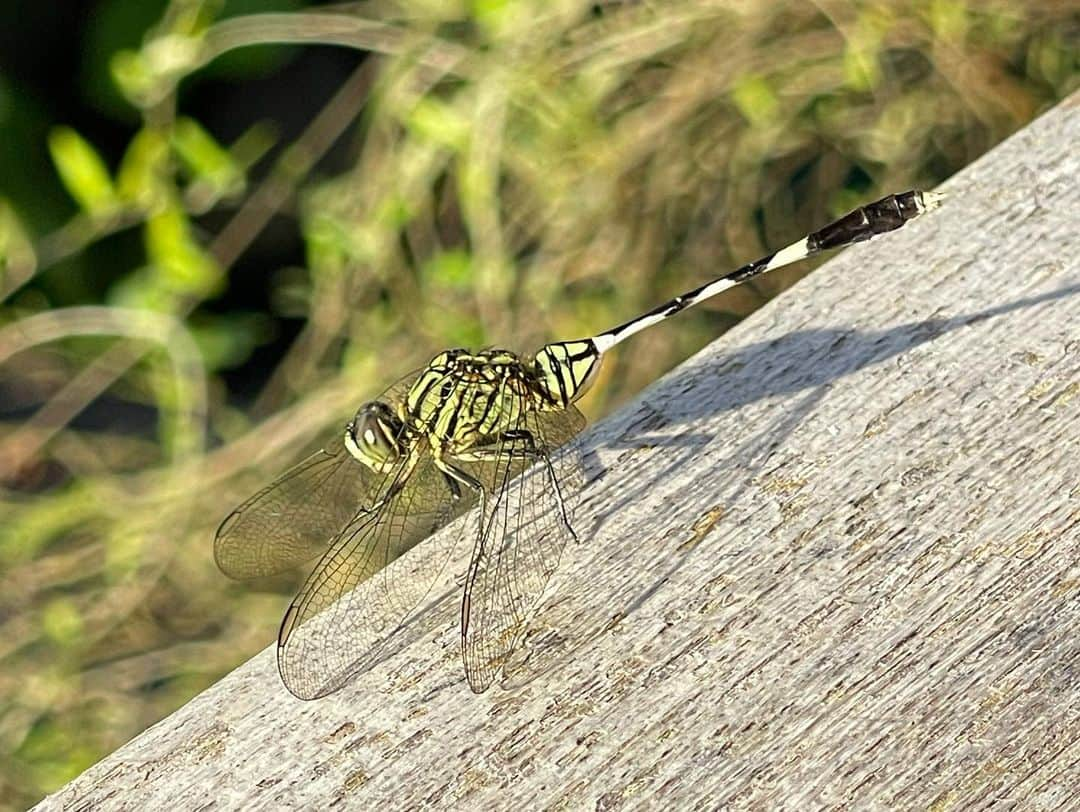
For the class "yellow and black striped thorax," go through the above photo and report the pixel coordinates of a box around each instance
[403,349,540,451]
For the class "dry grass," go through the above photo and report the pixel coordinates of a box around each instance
[0,0,1075,806]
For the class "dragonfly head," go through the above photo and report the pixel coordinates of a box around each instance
[345,401,407,471]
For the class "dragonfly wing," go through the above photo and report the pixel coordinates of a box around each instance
[215,441,374,579]
[460,405,585,692]
[277,449,470,699]
[213,371,423,580]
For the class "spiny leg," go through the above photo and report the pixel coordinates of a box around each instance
[435,456,485,506]
[455,429,577,543]
[432,454,489,595]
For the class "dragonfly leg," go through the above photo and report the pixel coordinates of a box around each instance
[429,455,490,593]
[455,430,579,544]
[437,458,485,504]
[442,472,463,502]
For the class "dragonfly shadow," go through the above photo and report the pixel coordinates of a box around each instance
[501,281,1080,691]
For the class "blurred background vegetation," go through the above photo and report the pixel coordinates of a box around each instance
[0,0,1075,806]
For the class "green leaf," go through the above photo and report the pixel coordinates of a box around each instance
[929,0,968,40]
[145,203,222,298]
[843,16,885,91]
[843,44,880,91]
[110,33,202,109]
[373,194,413,229]
[41,598,84,647]
[423,249,473,289]
[188,312,272,371]
[434,308,485,347]
[47,127,119,216]
[0,198,37,277]
[406,97,471,150]
[471,0,525,39]
[111,48,159,107]
[79,0,172,120]
[731,76,779,125]
[116,127,171,210]
[106,268,178,311]
[303,209,350,277]
[172,117,244,203]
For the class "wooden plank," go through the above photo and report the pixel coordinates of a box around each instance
[37,93,1079,811]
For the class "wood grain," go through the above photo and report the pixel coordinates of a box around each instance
[36,93,1079,811]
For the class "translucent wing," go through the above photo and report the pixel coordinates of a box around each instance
[214,441,376,579]
[460,404,586,692]
[214,372,421,580]
[277,444,473,699]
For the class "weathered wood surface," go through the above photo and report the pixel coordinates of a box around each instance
[38,95,1079,811]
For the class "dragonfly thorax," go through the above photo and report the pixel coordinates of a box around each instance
[400,348,542,454]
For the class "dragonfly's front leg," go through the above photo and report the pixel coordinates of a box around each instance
[439,426,544,509]
[445,429,541,536]
[455,430,578,544]
[431,453,491,593]
[436,457,485,506]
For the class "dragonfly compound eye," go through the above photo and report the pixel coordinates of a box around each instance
[345,401,405,470]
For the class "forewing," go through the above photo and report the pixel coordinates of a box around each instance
[277,448,472,699]
[460,404,585,692]
[214,371,422,580]
[215,441,375,579]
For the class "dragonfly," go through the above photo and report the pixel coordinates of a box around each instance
[215,189,944,698]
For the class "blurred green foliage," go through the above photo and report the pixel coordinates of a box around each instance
[0,0,1076,807]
